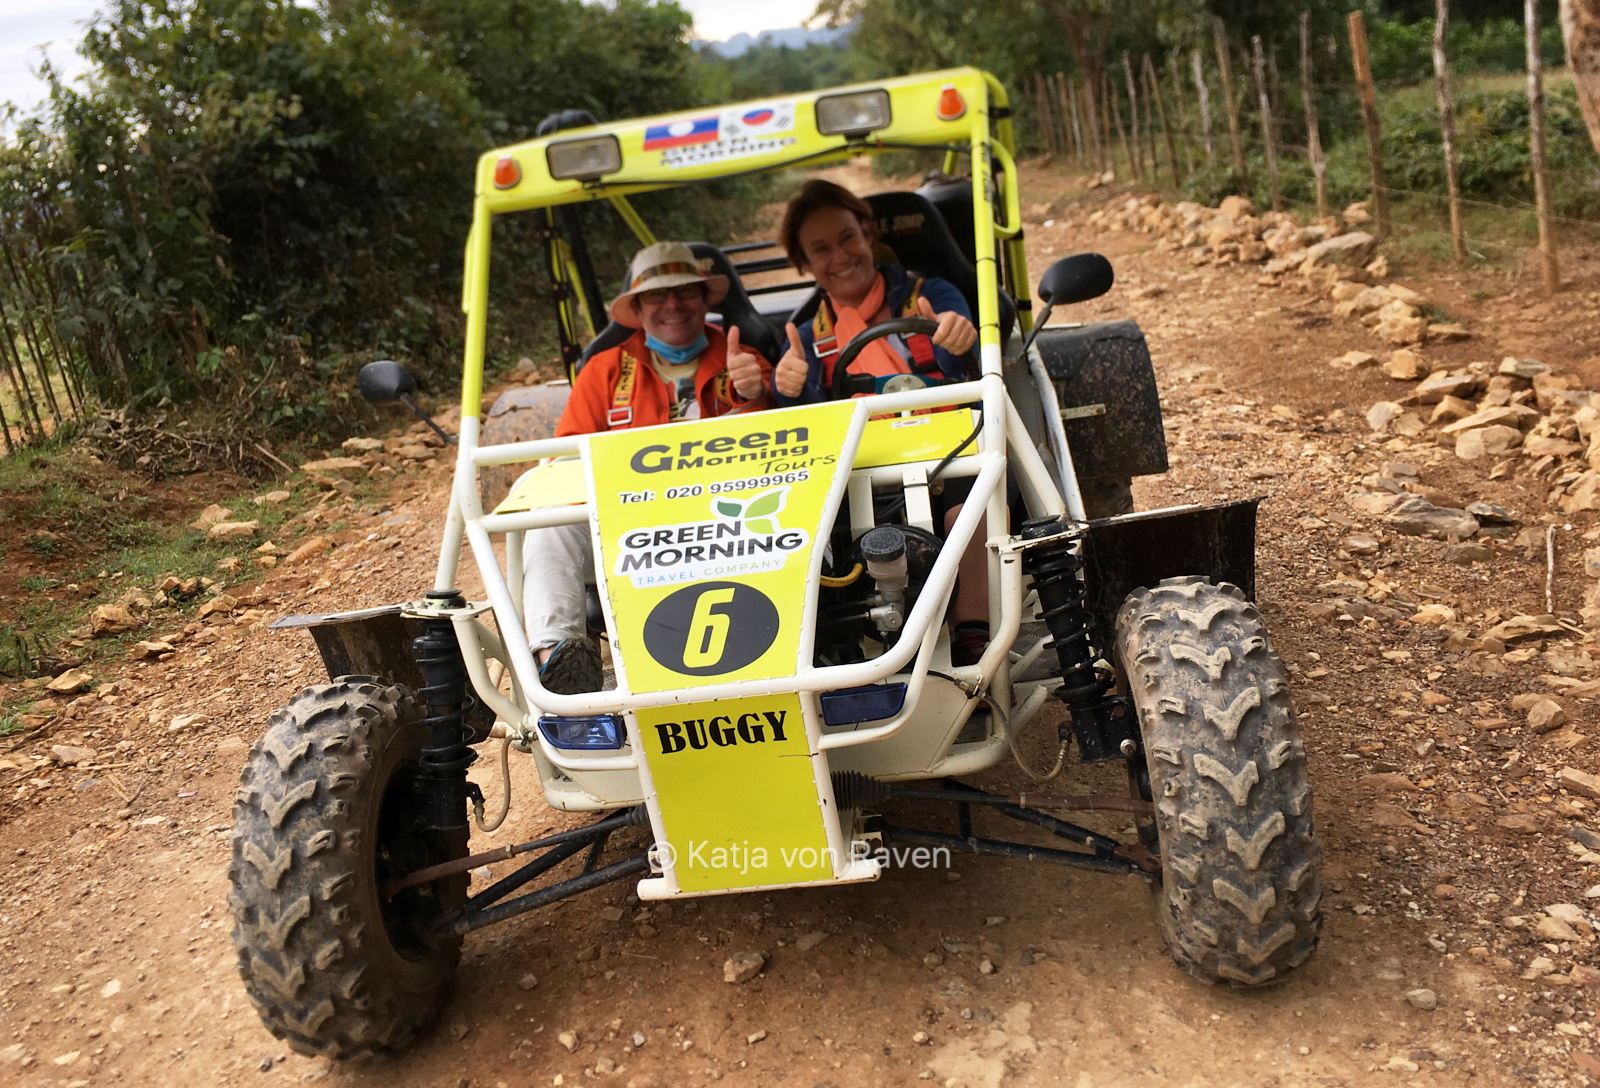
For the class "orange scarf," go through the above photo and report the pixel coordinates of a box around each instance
[827,272,907,385]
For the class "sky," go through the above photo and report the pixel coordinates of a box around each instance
[0,0,821,116]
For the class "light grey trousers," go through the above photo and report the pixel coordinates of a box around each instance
[521,522,593,651]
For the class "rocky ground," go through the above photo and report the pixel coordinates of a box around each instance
[7,160,1600,1087]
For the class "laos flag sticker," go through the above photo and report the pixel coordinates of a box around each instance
[643,115,719,150]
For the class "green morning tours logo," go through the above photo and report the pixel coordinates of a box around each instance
[711,487,787,536]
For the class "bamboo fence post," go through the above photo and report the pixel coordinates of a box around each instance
[1528,0,1560,291]
[1121,52,1145,180]
[1100,68,1116,175]
[1213,17,1247,182]
[0,259,62,423]
[0,382,14,453]
[1348,11,1391,236]
[1110,69,1134,182]
[1146,53,1181,182]
[1434,0,1466,261]
[0,301,45,439]
[1056,71,1081,161]
[1251,35,1282,210]
[1081,74,1104,172]
[1168,52,1195,173]
[1139,54,1160,182]
[1192,49,1216,164]
[1035,73,1056,158]
[1301,11,1329,219]
[1064,74,1086,166]
[1056,72,1079,164]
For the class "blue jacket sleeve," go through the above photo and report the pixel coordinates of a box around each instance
[917,276,973,382]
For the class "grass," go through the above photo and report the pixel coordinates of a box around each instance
[0,433,414,690]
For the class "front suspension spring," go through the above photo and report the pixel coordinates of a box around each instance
[414,589,478,832]
[1021,521,1111,710]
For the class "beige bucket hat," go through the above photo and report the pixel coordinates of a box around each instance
[610,241,729,328]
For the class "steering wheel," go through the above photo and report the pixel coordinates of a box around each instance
[828,316,981,400]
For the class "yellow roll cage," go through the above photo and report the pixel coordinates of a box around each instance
[455,66,1030,419]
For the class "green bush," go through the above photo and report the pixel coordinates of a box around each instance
[1367,16,1563,83]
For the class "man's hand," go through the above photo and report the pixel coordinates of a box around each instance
[917,295,977,356]
[774,322,810,399]
[724,325,765,400]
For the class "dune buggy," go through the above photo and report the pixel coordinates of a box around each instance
[229,67,1322,1058]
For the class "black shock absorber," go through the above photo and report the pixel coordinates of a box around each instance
[413,589,478,833]
[1019,517,1134,763]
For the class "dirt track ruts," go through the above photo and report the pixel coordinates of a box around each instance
[5,159,1600,1088]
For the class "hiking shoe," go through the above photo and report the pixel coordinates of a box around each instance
[539,637,603,695]
[950,621,991,668]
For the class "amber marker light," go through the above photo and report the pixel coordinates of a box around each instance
[937,83,966,122]
[493,155,521,189]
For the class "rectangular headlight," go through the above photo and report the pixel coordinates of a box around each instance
[538,714,626,750]
[815,90,892,138]
[820,683,907,727]
[546,135,621,181]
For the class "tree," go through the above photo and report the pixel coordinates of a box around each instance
[1560,0,1600,157]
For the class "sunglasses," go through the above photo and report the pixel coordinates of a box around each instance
[638,284,707,306]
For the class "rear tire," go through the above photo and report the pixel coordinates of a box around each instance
[1115,577,1321,985]
[228,677,466,1058]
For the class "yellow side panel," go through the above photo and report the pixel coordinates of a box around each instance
[493,460,587,514]
[637,694,831,893]
[854,409,978,469]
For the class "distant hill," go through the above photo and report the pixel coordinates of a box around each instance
[698,25,850,57]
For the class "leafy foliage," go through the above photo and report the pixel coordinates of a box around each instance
[2,0,766,443]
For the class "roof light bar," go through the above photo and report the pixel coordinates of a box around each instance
[546,135,622,182]
[815,89,892,139]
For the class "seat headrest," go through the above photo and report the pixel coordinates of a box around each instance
[865,190,1012,345]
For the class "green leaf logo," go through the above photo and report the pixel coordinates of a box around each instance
[714,499,743,518]
[744,489,784,518]
[745,517,775,534]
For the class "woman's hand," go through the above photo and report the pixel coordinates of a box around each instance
[917,295,977,356]
[724,325,766,400]
[774,322,809,398]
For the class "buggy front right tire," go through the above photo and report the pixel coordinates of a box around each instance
[1115,577,1322,985]
[228,677,466,1059]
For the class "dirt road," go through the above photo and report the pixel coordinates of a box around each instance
[6,162,1600,1088]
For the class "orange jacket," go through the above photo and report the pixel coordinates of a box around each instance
[555,326,773,437]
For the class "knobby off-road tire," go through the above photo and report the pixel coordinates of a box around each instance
[228,677,466,1059]
[1115,577,1322,986]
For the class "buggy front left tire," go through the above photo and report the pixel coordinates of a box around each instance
[228,677,466,1058]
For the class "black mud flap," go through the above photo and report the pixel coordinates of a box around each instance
[1079,498,1261,634]
[270,605,495,733]
[1036,320,1168,481]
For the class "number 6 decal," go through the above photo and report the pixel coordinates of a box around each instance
[643,581,780,676]
[682,587,736,668]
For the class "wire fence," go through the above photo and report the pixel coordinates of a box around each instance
[1016,8,1600,276]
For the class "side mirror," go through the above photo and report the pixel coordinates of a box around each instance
[1038,253,1115,306]
[358,360,417,406]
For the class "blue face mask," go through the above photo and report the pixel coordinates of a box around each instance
[645,332,708,366]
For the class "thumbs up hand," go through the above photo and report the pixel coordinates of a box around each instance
[724,324,765,400]
[774,322,810,399]
[918,295,977,356]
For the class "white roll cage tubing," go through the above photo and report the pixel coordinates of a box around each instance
[429,359,1071,775]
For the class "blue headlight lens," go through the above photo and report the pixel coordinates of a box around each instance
[537,714,626,750]
[819,683,908,727]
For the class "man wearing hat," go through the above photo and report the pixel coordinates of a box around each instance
[555,241,772,435]
[528,241,775,694]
